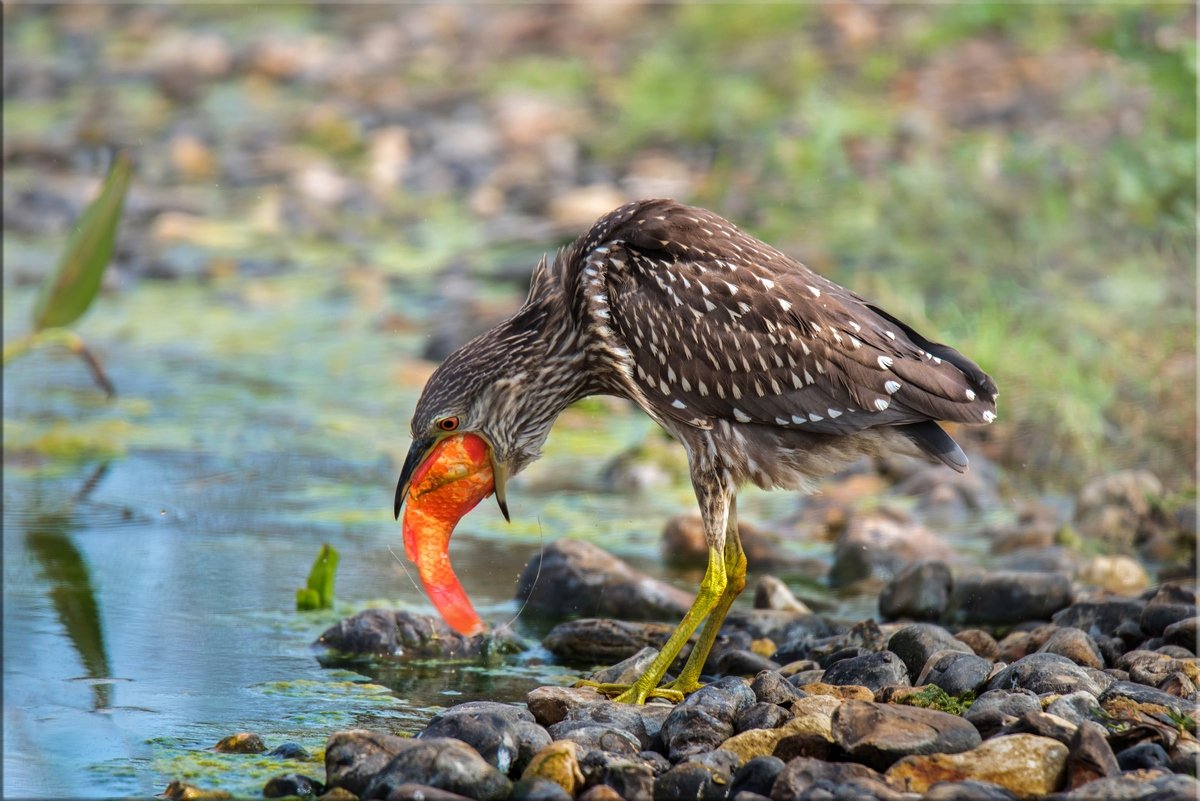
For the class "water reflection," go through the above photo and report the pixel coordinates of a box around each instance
[21,465,114,712]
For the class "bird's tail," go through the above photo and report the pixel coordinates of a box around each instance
[898,420,969,473]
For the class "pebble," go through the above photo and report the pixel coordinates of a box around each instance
[750,670,807,706]
[832,699,981,770]
[984,652,1112,697]
[943,571,1073,625]
[653,749,739,800]
[1053,599,1147,640]
[1037,627,1105,669]
[660,677,755,762]
[954,628,1001,660]
[316,609,497,659]
[1142,604,1198,639]
[213,732,265,754]
[525,686,606,727]
[1064,720,1119,789]
[543,619,678,664]
[821,650,910,692]
[888,623,974,681]
[923,780,1019,800]
[729,755,786,797]
[510,777,573,801]
[916,650,995,695]
[1043,691,1101,727]
[829,511,954,587]
[361,737,512,801]
[886,733,1068,797]
[878,559,953,621]
[1115,741,1171,771]
[964,689,1042,739]
[324,730,414,796]
[516,539,693,622]
[520,741,584,796]
[419,701,551,775]
[261,773,323,798]
[753,575,814,614]
[769,757,888,800]
[584,756,655,799]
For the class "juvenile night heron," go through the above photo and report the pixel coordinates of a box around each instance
[396,199,997,704]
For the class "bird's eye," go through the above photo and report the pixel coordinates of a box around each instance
[437,416,460,432]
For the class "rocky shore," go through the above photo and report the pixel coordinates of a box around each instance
[168,468,1196,801]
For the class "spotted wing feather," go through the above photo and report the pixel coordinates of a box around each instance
[586,200,996,439]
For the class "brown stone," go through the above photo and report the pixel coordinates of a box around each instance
[831,700,981,770]
[954,629,1000,660]
[1065,721,1120,790]
[521,741,584,796]
[1037,627,1104,669]
[797,682,874,701]
[525,685,604,727]
[885,734,1068,799]
[718,695,841,762]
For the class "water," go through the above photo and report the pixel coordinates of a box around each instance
[0,272,720,796]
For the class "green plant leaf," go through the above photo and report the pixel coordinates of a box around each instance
[296,543,339,611]
[32,152,133,332]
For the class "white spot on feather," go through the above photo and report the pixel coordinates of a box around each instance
[877,356,893,370]
[672,399,686,409]
[733,408,751,423]
[966,389,976,401]
[885,380,901,394]
[791,415,807,425]
[873,398,890,412]
[983,410,996,423]
[827,408,841,418]
[808,412,823,422]
[779,299,792,312]
[808,285,821,297]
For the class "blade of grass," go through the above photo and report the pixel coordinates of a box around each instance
[33,152,133,332]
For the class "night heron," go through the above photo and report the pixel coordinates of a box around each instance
[395,198,997,704]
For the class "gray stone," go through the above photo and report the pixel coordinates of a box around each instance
[262,773,324,798]
[943,571,1073,625]
[1116,742,1171,771]
[546,723,641,757]
[525,686,605,728]
[1164,616,1198,652]
[362,738,512,801]
[382,784,476,801]
[1065,721,1119,790]
[985,653,1112,697]
[654,749,740,801]
[878,559,952,621]
[729,756,786,798]
[1045,691,1101,727]
[325,729,416,796]
[750,670,806,706]
[585,757,655,800]
[916,650,994,695]
[584,646,661,685]
[419,701,551,776]
[923,780,1018,800]
[317,610,498,659]
[555,699,672,751]
[735,702,793,733]
[510,777,573,801]
[822,650,910,692]
[1052,600,1146,640]
[543,619,679,663]
[661,677,755,762]
[1048,772,1200,801]
[888,623,973,682]
[832,700,982,770]
[830,511,953,588]
[964,689,1042,739]
[1099,680,1199,716]
[516,539,693,621]
[1038,627,1105,669]
[767,757,886,801]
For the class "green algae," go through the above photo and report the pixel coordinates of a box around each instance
[899,685,976,716]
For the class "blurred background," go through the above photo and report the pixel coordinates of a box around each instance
[3,3,1196,797]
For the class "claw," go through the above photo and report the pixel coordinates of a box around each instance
[575,679,685,705]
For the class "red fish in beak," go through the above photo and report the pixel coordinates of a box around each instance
[397,433,494,636]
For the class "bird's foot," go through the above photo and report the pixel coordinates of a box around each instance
[659,675,705,697]
[573,679,685,705]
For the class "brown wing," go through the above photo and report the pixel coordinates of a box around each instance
[589,200,997,436]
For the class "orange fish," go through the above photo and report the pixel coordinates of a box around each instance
[398,432,494,636]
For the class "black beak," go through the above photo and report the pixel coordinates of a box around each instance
[394,436,436,519]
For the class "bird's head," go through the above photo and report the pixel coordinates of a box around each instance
[394,318,564,524]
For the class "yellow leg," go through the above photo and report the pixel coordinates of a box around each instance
[662,520,746,695]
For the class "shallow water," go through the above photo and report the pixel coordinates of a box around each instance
[3,271,1004,796]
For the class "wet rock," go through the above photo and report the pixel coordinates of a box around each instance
[213,732,265,753]
[1073,469,1163,549]
[317,609,493,659]
[831,700,981,770]
[419,701,551,775]
[379,784,475,801]
[954,629,1001,660]
[769,616,838,663]
[916,650,994,695]
[1044,691,1101,726]
[267,742,312,760]
[1053,600,1146,640]
[577,785,623,801]
[584,646,661,685]
[262,774,324,798]
[543,619,679,664]
[943,571,1073,625]
[1115,741,1171,771]
[517,539,694,621]
[718,649,782,676]
[888,623,974,682]
[661,677,755,762]
[584,756,655,799]
[923,780,1019,800]
[510,777,573,801]
[1159,669,1197,698]
[735,702,793,733]
[1099,680,1199,716]
[768,757,892,801]
[520,741,584,797]
[1161,618,1200,652]
[878,559,953,621]
[718,696,842,763]
[654,749,739,800]
[730,755,786,798]
[1077,555,1151,596]
[964,690,1042,739]
[552,699,672,751]
[325,730,414,796]
[525,685,605,727]
[997,710,1078,746]
[830,510,954,587]
[822,650,909,692]
[754,575,814,614]
[1142,604,1198,639]
[664,513,794,570]
[1037,627,1105,669]
[886,734,1068,798]
[1048,771,1200,801]
[362,738,512,801]
[160,781,232,800]
[995,547,1083,575]
[546,724,641,757]
[985,653,1112,697]
[1064,721,1119,790]
[1170,739,1199,776]
[750,671,807,706]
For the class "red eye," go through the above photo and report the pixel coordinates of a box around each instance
[437,417,460,432]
